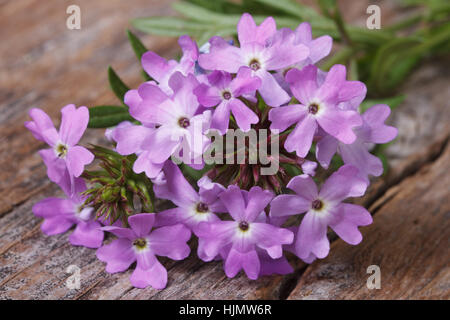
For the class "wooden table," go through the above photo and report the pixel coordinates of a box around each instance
[0,0,449,300]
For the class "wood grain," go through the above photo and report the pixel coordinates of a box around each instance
[0,0,449,299]
[287,138,450,300]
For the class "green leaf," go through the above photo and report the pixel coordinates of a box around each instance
[126,30,152,81]
[88,106,135,128]
[127,30,148,60]
[180,163,213,181]
[369,37,423,94]
[108,66,130,103]
[254,0,323,20]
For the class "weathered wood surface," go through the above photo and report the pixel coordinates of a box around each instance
[0,0,449,300]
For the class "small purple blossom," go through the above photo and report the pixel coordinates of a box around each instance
[153,161,226,260]
[32,177,103,248]
[97,213,191,289]
[270,165,372,263]
[198,13,310,107]
[195,186,293,279]
[25,105,94,188]
[269,64,365,157]
[194,67,261,134]
[316,104,398,182]
[141,35,198,94]
[125,72,211,178]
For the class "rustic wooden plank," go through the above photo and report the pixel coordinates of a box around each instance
[287,138,450,300]
[0,0,177,215]
[1,0,449,300]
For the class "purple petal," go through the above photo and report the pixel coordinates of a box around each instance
[329,203,372,245]
[270,194,310,218]
[284,114,317,157]
[128,213,155,237]
[59,105,89,146]
[317,107,361,144]
[244,186,274,222]
[259,250,293,276]
[219,185,246,221]
[286,174,318,200]
[133,152,165,179]
[66,146,94,178]
[96,238,136,273]
[136,250,157,270]
[361,104,398,143]
[41,218,74,236]
[114,124,154,156]
[101,226,136,240]
[316,134,338,168]
[257,70,290,107]
[148,224,191,260]
[229,99,259,132]
[158,160,199,206]
[319,164,368,202]
[295,22,312,43]
[123,89,142,110]
[194,221,236,258]
[308,35,333,64]
[286,66,318,105]
[237,13,276,46]
[33,197,75,218]
[194,83,221,107]
[317,64,346,103]
[264,43,309,71]
[198,36,243,72]
[230,67,261,97]
[129,84,172,124]
[339,140,384,180]
[141,51,172,83]
[295,211,330,259]
[38,149,67,184]
[269,104,306,132]
[206,70,232,89]
[252,223,294,258]
[69,220,104,248]
[198,176,226,211]
[225,247,260,279]
[25,108,59,145]
[130,259,167,289]
[211,101,231,134]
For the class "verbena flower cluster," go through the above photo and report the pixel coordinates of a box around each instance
[26,14,397,289]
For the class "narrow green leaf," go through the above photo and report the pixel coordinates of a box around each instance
[108,66,130,103]
[126,30,152,81]
[254,0,323,20]
[127,30,148,60]
[88,106,134,128]
[88,112,135,129]
[88,105,129,117]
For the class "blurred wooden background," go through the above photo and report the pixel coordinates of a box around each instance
[0,0,448,299]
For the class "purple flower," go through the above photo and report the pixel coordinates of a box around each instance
[198,13,309,107]
[194,67,261,134]
[195,186,293,279]
[269,64,364,157]
[273,22,333,91]
[141,35,198,94]
[97,213,191,289]
[125,72,211,178]
[32,177,103,248]
[25,105,94,188]
[316,104,398,181]
[270,165,372,262]
[153,161,226,259]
